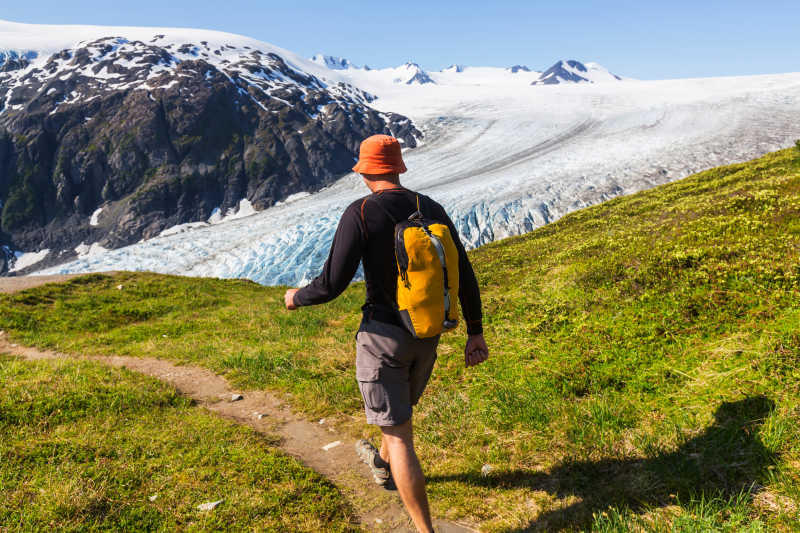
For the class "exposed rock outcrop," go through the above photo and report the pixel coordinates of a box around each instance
[0,37,420,269]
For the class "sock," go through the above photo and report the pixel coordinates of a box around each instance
[373,454,390,470]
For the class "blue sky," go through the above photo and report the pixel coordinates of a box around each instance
[4,1,799,79]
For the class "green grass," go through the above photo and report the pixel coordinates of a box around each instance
[0,355,358,532]
[591,491,770,533]
[2,147,800,531]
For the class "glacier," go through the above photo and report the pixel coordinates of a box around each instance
[36,69,800,286]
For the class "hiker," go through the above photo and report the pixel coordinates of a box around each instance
[284,134,488,533]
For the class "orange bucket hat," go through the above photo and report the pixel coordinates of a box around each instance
[352,135,407,175]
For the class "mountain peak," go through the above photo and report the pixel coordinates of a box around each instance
[310,53,359,70]
[532,59,622,85]
[506,64,532,73]
[395,62,435,85]
[443,64,465,73]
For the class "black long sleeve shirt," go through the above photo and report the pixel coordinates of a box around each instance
[294,187,483,335]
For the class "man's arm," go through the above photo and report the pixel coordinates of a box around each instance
[433,201,489,367]
[437,207,483,333]
[453,237,489,367]
[284,205,365,310]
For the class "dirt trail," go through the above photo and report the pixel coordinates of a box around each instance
[0,273,91,293]
[0,275,476,533]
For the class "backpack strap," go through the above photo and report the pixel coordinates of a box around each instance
[411,194,424,220]
[371,194,399,224]
[360,193,398,230]
[359,197,370,233]
[360,191,427,238]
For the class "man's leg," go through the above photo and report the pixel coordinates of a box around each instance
[380,434,390,464]
[380,419,434,533]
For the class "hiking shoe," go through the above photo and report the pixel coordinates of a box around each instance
[355,439,395,489]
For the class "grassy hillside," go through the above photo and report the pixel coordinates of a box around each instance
[0,355,358,532]
[2,146,800,531]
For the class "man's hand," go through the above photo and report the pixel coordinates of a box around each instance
[284,288,299,310]
[465,333,489,367]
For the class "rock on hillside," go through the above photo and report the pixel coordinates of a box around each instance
[0,33,420,268]
[0,50,38,72]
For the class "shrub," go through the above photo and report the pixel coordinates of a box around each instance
[1,181,37,231]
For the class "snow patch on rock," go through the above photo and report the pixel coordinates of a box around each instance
[207,198,258,225]
[74,242,109,258]
[10,249,49,272]
[89,207,103,226]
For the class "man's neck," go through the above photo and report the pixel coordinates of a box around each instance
[368,180,403,193]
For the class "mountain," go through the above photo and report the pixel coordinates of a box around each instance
[310,57,436,85]
[506,64,532,73]
[443,64,465,73]
[310,53,360,70]
[0,49,38,72]
[532,59,622,85]
[0,20,420,272]
[5,21,800,280]
[392,62,435,85]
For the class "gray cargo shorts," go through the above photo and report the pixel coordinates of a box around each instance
[355,319,439,427]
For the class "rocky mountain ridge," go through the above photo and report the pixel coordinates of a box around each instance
[306,55,623,86]
[532,59,622,85]
[0,23,420,273]
[310,53,368,71]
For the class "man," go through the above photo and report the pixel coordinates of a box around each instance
[284,134,488,533]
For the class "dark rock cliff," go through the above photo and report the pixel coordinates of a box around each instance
[0,37,420,269]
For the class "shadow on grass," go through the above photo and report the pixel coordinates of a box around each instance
[429,396,777,532]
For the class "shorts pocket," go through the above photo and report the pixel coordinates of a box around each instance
[356,367,387,413]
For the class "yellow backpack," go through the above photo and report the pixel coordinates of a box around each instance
[367,194,460,338]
